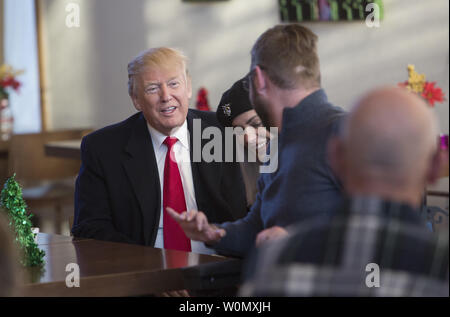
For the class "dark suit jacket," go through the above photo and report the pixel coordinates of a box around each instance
[72,109,248,246]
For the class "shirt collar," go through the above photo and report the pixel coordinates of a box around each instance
[146,119,189,151]
[282,89,329,128]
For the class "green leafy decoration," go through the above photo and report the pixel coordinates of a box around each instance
[0,174,45,267]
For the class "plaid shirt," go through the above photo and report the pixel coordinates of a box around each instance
[240,196,449,297]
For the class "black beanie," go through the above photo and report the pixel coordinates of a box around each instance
[216,76,253,127]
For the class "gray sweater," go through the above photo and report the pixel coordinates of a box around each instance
[214,89,346,257]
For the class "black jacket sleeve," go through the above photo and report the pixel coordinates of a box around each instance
[72,136,135,244]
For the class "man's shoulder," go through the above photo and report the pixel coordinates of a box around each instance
[85,112,142,141]
[188,109,223,129]
[82,112,144,151]
[310,99,346,131]
[285,90,346,134]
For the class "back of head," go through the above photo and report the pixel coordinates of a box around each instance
[250,23,321,90]
[127,47,188,97]
[342,86,438,188]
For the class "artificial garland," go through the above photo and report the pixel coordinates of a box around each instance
[0,174,45,267]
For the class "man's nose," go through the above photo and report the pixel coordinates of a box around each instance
[160,85,172,102]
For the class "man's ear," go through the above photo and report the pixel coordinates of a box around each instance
[253,65,268,97]
[327,136,345,181]
[426,149,447,185]
[131,94,142,111]
[186,74,192,99]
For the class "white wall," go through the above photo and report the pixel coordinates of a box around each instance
[42,0,448,194]
[310,0,449,132]
[42,0,278,131]
[42,0,449,130]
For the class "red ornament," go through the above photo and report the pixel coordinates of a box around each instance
[196,87,210,111]
[422,82,445,107]
[0,76,21,91]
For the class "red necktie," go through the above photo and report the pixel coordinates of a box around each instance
[163,136,192,252]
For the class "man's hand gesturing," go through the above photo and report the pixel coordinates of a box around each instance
[166,207,226,244]
[255,226,288,247]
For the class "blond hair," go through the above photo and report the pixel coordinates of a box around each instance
[127,47,189,97]
[250,24,321,90]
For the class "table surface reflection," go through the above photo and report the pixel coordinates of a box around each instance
[44,139,81,159]
[23,233,240,296]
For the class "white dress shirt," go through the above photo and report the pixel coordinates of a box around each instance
[147,120,215,255]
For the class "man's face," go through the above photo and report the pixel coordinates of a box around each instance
[249,71,272,129]
[132,65,191,135]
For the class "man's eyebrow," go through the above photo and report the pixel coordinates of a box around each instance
[167,76,180,82]
[144,76,181,88]
[144,82,160,88]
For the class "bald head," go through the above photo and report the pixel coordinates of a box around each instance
[330,86,439,205]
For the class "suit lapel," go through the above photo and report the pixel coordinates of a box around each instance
[122,114,160,245]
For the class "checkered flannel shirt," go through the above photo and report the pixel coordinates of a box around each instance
[240,196,449,297]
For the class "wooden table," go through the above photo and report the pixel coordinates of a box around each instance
[22,233,242,296]
[44,139,81,159]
